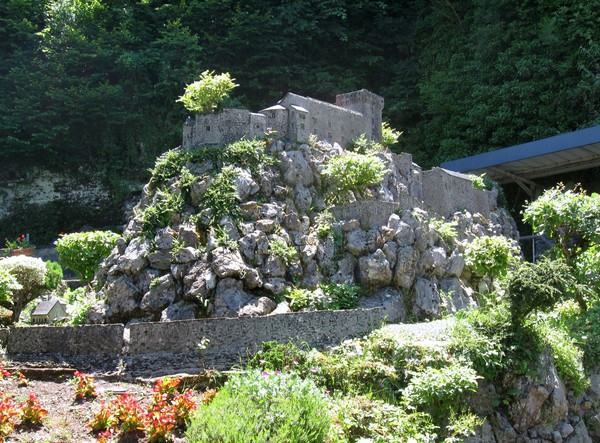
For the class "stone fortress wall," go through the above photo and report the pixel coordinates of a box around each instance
[183,89,494,219]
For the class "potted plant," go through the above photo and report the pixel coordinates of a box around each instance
[5,234,36,256]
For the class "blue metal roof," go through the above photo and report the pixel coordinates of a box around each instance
[440,125,600,185]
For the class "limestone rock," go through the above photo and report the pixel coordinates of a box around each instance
[105,275,141,319]
[446,250,465,277]
[178,223,199,248]
[331,253,357,285]
[239,297,278,317]
[394,246,418,289]
[346,229,367,256]
[564,420,592,443]
[358,287,406,322]
[212,278,253,317]
[394,221,415,247]
[116,237,150,275]
[148,250,173,270]
[211,247,247,278]
[439,277,473,313]
[263,277,287,295]
[358,249,392,288]
[154,228,176,251]
[161,301,197,321]
[281,150,314,186]
[233,167,259,200]
[413,278,440,319]
[140,274,176,313]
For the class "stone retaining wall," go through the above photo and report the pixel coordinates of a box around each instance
[3,308,385,372]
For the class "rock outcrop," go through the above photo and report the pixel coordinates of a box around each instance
[88,137,517,324]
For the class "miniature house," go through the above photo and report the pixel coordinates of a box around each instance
[31,297,68,325]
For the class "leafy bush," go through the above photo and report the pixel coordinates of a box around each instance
[141,189,184,237]
[55,231,120,282]
[464,235,519,284]
[0,256,47,322]
[321,282,361,309]
[402,362,479,427]
[44,260,63,291]
[430,218,458,246]
[561,299,600,368]
[0,269,21,304]
[448,308,509,380]
[177,70,238,113]
[331,396,436,443]
[269,238,298,266]
[285,283,361,311]
[149,149,188,186]
[508,258,590,324]
[322,152,387,192]
[222,138,275,174]
[201,166,242,225]
[523,184,600,263]
[347,133,383,154]
[534,319,588,395]
[380,122,403,149]
[186,370,331,443]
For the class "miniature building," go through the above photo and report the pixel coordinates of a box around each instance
[31,297,68,325]
[183,89,384,149]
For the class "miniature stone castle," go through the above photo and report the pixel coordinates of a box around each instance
[183,89,384,148]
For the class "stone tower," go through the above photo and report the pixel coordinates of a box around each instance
[335,89,384,141]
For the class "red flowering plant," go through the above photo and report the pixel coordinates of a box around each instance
[0,392,20,441]
[5,234,31,250]
[112,393,145,434]
[0,364,11,381]
[144,409,176,443]
[19,392,48,426]
[73,370,97,400]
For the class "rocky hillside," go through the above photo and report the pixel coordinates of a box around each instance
[87,137,517,324]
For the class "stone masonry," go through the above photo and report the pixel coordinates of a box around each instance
[183,89,383,149]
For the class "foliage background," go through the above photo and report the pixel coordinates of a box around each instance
[2,0,600,240]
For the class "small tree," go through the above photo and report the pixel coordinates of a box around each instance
[464,235,520,286]
[0,256,47,323]
[56,231,120,282]
[522,184,600,263]
[177,70,238,113]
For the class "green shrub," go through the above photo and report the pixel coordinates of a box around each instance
[469,174,487,190]
[149,149,188,186]
[177,70,238,113]
[535,319,588,395]
[332,396,436,443]
[0,256,47,322]
[321,282,360,310]
[65,286,93,325]
[347,133,383,154]
[448,308,509,380]
[523,184,600,264]
[285,283,361,311]
[55,231,120,282]
[508,258,589,326]
[322,152,387,192]
[269,238,298,266]
[464,235,519,284]
[561,299,600,368]
[381,122,402,149]
[201,166,242,225]
[430,218,458,246]
[222,138,275,173]
[0,269,21,304]
[44,260,63,291]
[186,370,331,443]
[141,190,184,237]
[402,362,479,428]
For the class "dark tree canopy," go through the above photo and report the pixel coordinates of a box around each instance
[2,0,600,241]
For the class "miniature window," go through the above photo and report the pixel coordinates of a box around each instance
[328,121,332,128]
[300,123,305,130]
[300,113,306,120]
[328,132,332,139]
[206,125,211,132]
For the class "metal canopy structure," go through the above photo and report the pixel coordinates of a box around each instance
[440,125,600,196]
